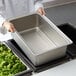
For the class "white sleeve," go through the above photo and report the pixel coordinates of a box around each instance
[34,0,44,11]
[0,15,7,34]
[0,15,5,28]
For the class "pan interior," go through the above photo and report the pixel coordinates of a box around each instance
[20,27,56,55]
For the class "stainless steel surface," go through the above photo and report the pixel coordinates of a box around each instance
[11,14,72,66]
[45,2,76,26]
[43,0,76,8]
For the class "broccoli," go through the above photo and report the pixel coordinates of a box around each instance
[0,44,27,76]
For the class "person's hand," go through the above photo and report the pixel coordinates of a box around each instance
[2,21,15,32]
[37,7,45,15]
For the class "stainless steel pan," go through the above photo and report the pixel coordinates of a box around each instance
[10,13,72,66]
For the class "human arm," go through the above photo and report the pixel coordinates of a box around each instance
[34,0,45,15]
[0,15,15,33]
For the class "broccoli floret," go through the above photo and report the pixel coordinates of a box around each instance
[0,44,27,76]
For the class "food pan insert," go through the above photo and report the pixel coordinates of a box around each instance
[10,13,72,66]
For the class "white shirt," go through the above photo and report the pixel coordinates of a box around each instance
[0,0,43,41]
[0,0,43,20]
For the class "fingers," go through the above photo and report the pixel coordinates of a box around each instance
[8,24,15,32]
[42,8,46,15]
[37,7,46,15]
[3,21,15,32]
[37,7,43,15]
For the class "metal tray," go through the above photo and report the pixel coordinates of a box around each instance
[3,40,32,76]
[10,14,72,66]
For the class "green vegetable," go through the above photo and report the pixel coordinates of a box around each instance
[0,44,27,76]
